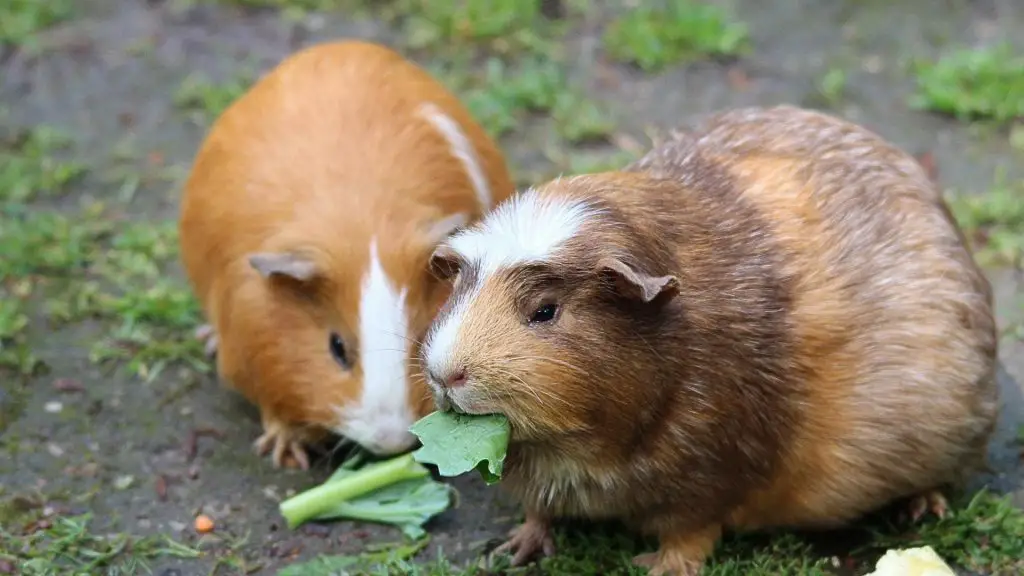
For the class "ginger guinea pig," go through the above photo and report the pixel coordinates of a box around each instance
[419,105,998,575]
[178,40,515,469]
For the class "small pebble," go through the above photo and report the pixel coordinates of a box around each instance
[46,443,64,457]
[168,520,187,532]
[52,378,84,393]
[44,401,63,413]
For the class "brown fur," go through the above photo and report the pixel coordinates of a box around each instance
[178,40,515,467]
[421,105,998,574]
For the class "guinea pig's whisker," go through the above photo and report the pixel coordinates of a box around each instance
[490,367,565,408]
[376,329,423,348]
[507,354,591,377]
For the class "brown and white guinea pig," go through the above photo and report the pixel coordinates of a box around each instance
[418,105,999,575]
[177,40,515,469]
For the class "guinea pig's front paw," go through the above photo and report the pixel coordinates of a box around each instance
[492,514,555,567]
[905,489,949,523]
[633,552,703,576]
[635,524,720,576]
[194,323,219,358]
[254,419,311,470]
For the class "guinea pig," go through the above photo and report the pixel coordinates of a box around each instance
[419,105,998,575]
[178,40,516,469]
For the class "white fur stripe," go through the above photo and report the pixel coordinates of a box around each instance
[340,238,416,455]
[417,102,492,210]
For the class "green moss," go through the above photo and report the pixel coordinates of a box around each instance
[603,0,749,73]
[912,42,1024,123]
[948,176,1024,268]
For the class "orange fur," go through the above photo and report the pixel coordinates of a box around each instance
[178,40,515,467]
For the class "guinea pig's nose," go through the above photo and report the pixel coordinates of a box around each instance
[444,367,467,389]
[428,367,468,389]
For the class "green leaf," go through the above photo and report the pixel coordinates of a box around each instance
[409,411,511,484]
[278,452,444,532]
[311,461,452,539]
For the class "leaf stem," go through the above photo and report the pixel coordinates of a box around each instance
[279,453,429,529]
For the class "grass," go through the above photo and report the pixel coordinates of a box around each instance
[948,175,1024,268]
[275,489,1024,575]
[912,42,1024,123]
[603,0,749,73]
[395,0,566,56]
[0,0,74,49]
[0,509,201,575]
[862,490,1024,575]
[0,129,209,381]
[0,126,86,203]
[435,55,614,143]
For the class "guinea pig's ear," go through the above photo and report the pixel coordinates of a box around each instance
[429,243,462,281]
[248,252,320,282]
[597,257,679,304]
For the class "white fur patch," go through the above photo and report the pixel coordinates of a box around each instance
[423,189,595,382]
[338,238,416,455]
[447,188,595,277]
[417,102,492,210]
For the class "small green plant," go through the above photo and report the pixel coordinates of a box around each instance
[553,92,616,144]
[912,42,1024,123]
[0,295,38,374]
[0,126,86,203]
[948,175,1024,267]
[454,57,612,141]
[0,0,74,48]
[603,0,749,73]
[0,208,110,280]
[817,67,848,106]
[397,0,560,55]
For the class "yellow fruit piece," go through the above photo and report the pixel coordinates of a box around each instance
[866,546,955,576]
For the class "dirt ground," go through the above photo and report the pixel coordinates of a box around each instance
[2,1,1023,575]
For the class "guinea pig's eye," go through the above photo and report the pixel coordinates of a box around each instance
[328,332,350,369]
[528,303,560,325]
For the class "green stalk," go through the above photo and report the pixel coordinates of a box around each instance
[279,453,428,529]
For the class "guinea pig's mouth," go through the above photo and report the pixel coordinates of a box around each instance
[437,389,492,416]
